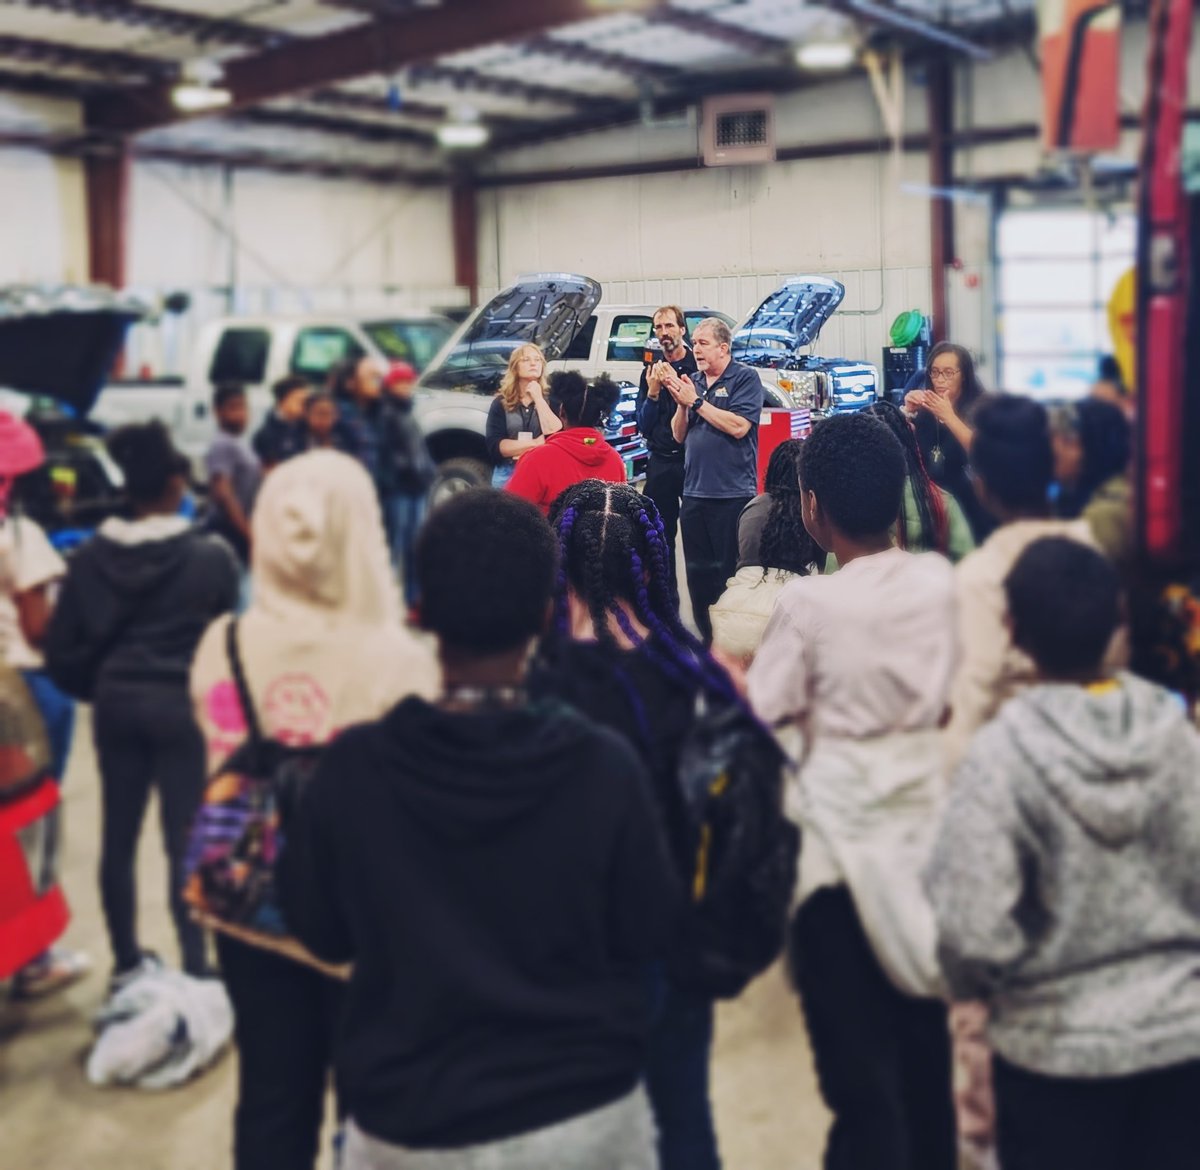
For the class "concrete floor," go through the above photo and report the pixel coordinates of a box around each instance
[1,714,830,1169]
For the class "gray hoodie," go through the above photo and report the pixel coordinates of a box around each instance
[926,673,1200,1078]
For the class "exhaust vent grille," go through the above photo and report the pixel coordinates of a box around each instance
[702,94,776,166]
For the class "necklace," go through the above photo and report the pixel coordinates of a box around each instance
[929,421,945,474]
[440,684,527,712]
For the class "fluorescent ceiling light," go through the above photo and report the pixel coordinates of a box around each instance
[170,83,233,112]
[437,120,489,149]
[795,40,858,71]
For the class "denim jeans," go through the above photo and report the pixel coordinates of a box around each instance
[21,669,75,784]
[386,492,427,608]
[21,669,76,921]
[645,977,721,1170]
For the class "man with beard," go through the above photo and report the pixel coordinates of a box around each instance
[636,306,695,585]
[667,318,764,644]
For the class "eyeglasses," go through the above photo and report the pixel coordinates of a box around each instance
[930,368,961,382]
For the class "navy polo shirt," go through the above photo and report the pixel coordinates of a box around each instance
[683,359,764,499]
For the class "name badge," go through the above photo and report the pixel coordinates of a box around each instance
[518,431,534,442]
[714,386,729,398]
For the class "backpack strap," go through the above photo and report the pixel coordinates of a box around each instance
[224,617,264,750]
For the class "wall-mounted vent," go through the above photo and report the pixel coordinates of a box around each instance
[701,94,776,166]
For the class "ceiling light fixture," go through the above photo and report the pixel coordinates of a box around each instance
[171,59,232,113]
[795,38,858,72]
[437,107,489,149]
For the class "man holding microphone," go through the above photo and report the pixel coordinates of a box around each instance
[637,306,696,586]
[665,317,763,644]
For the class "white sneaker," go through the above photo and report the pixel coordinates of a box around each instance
[11,947,92,1000]
[107,951,165,998]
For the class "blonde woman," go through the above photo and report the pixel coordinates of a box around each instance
[485,344,562,488]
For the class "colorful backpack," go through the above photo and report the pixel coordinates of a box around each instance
[184,619,323,936]
[676,692,799,1000]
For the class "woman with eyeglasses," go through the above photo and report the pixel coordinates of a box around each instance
[903,342,990,540]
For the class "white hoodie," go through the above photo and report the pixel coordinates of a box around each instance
[191,451,439,768]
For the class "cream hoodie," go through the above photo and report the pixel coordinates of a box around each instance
[944,517,1096,769]
[190,451,439,964]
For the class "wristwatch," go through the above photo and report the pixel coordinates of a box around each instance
[690,397,705,420]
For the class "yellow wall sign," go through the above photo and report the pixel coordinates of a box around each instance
[1107,267,1136,393]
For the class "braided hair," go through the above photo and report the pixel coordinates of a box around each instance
[864,401,948,553]
[757,439,822,577]
[547,480,739,706]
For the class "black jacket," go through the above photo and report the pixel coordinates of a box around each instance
[379,397,435,496]
[636,348,697,461]
[45,521,240,701]
[279,696,682,1149]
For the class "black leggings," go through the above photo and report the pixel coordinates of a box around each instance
[94,690,209,976]
[788,886,957,1170]
[217,934,345,1170]
[994,1054,1200,1170]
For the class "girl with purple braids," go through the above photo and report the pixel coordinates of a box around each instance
[531,478,740,1170]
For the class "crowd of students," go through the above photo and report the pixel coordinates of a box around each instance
[1,326,1197,1170]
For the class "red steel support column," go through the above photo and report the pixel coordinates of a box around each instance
[85,143,131,289]
[927,56,955,342]
[451,178,479,308]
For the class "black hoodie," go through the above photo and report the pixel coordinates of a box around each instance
[45,518,240,702]
[279,695,682,1149]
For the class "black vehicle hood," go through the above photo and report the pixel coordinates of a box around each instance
[419,273,601,391]
[0,287,151,415]
[732,276,846,355]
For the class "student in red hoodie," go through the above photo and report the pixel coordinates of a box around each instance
[506,372,626,514]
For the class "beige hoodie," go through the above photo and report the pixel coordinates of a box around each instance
[190,451,439,965]
[944,518,1096,770]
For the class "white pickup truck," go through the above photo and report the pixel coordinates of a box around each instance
[89,312,455,469]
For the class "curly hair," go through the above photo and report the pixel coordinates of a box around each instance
[416,489,557,654]
[548,371,622,430]
[800,413,906,539]
[757,439,822,575]
[497,343,549,412]
[865,401,949,553]
[546,480,738,704]
[1006,537,1121,676]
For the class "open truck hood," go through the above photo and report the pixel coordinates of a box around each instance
[732,276,846,357]
[420,273,601,392]
[0,286,150,415]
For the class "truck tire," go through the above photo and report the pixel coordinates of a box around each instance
[428,457,492,508]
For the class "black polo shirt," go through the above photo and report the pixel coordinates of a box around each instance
[683,359,763,499]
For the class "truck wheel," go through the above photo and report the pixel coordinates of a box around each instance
[428,457,492,508]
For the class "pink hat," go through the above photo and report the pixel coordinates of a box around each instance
[0,412,45,479]
[385,361,419,387]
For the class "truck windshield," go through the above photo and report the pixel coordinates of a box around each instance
[418,342,516,394]
[363,319,454,373]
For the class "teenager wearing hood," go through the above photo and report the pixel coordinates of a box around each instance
[0,411,89,997]
[928,538,1200,1170]
[190,450,439,1170]
[505,371,626,514]
[45,421,239,983]
[280,489,681,1170]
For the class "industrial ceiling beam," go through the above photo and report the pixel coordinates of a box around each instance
[11,0,279,50]
[405,60,606,110]
[825,0,993,60]
[0,33,167,79]
[642,5,792,55]
[86,0,649,134]
[520,34,683,80]
[236,106,437,147]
